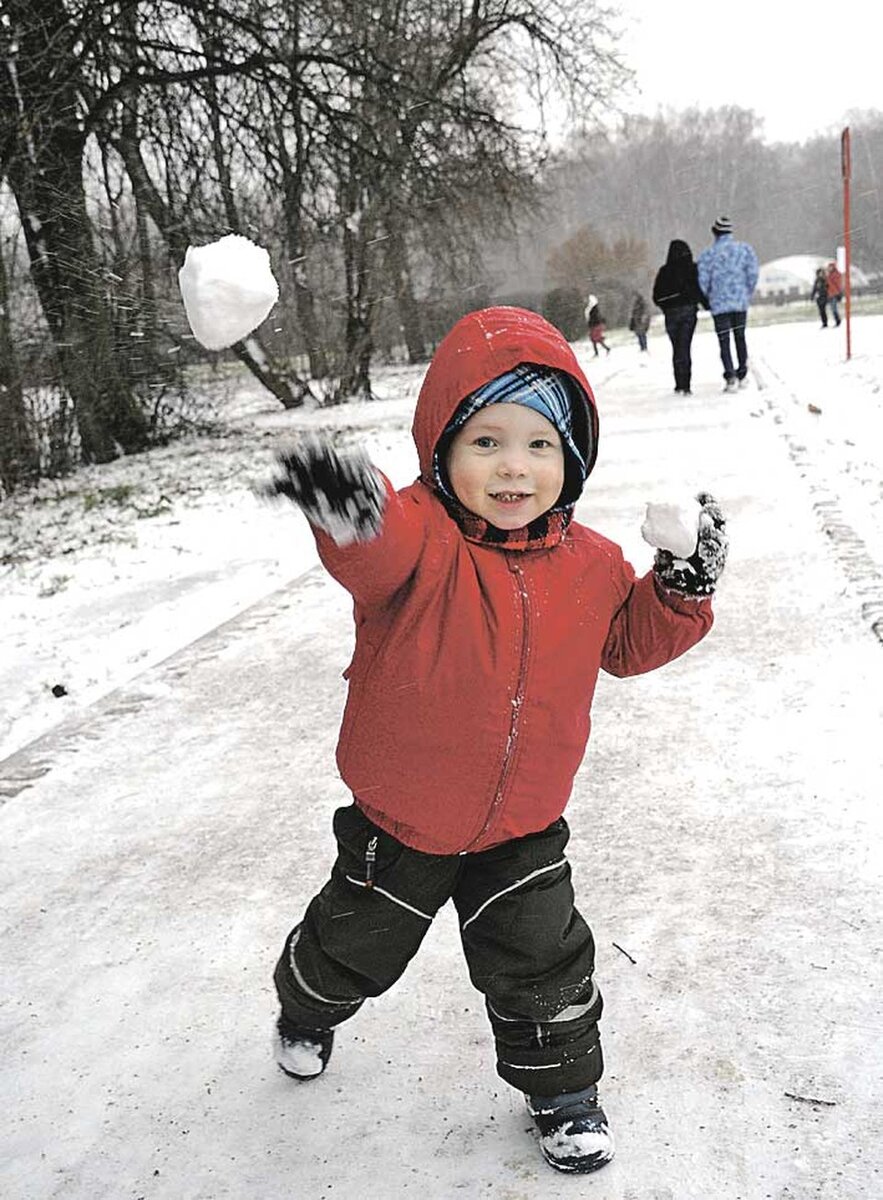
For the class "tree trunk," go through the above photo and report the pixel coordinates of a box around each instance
[384,223,425,362]
[0,240,39,493]
[273,31,328,381]
[202,24,241,234]
[116,3,173,391]
[3,0,149,464]
[338,200,374,401]
[341,314,373,401]
[276,110,328,380]
[7,155,150,462]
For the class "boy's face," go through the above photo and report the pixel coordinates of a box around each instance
[446,403,565,529]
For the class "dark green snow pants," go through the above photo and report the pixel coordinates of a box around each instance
[274,804,603,1096]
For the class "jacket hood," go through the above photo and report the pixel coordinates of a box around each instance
[412,306,599,487]
[666,239,693,264]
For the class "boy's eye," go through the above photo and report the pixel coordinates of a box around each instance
[530,438,554,449]
[473,436,496,448]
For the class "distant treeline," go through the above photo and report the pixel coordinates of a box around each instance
[479,106,883,335]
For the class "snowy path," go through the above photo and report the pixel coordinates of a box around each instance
[2,328,882,1199]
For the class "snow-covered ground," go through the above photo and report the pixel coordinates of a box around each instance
[2,313,882,1198]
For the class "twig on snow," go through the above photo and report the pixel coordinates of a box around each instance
[784,1091,836,1107]
[612,941,637,965]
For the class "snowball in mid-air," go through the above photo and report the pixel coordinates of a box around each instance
[641,499,699,559]
[178,234,279,350]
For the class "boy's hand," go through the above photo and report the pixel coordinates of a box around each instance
[259,434,385,546]
[651,492,728,597]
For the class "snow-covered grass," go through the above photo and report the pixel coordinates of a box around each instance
[748,292,883,328]
[0,367,422,760]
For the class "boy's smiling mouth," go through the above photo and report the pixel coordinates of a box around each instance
[490,491,532,504]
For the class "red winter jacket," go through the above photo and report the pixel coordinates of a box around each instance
[313,307,713,855]
[826,266,844,298]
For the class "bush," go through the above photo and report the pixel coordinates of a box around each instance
[542,286,586,340]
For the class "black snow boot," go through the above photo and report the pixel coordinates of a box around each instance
[274,1014,334,1081]
[526,1084,615,1174]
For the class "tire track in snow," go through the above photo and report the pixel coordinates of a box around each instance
[754,353,883,647]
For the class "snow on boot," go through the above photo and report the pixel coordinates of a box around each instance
[274,1015,334,1081]
[526,1084,614,1174]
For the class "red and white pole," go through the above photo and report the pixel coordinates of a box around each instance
[841,127,852,360]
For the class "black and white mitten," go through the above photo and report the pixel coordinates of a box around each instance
[651,492,728,597]
[260,434,385,545]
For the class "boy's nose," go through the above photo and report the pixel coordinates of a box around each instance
[498,454,528,477]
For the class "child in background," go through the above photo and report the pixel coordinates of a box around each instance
[585,293,611,356]
[628,292,651,352]
[263,306,727,1175]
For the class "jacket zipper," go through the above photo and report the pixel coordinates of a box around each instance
[466,557,531,849]
[364,835,378,888]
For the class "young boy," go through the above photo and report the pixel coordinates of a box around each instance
[263,305,727,1174]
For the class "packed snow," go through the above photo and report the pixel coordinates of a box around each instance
[178,234,279,350]
[641,498,701,558]
[2,309,882,1199]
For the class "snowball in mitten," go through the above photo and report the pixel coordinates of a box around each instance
[259,435,386,546]
[650,492,728,596]
[641,499,700,559]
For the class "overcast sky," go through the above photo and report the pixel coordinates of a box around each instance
[613,0,882,144]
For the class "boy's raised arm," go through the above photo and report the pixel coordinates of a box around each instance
[261,434,427,604]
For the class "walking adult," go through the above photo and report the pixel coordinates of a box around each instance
[652,240,707,395]
[826,261,844,327]
[696,216,759,393]
[810,267,829,328]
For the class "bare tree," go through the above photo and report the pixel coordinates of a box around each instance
[0,224,39,492]
[301,0,629,398]
[1,0,151,463]
[0,0,630,484]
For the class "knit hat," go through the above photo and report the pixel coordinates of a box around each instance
[712,215,733,235]
[433,363,591,510]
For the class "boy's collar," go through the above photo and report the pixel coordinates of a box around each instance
[438,490,571,551]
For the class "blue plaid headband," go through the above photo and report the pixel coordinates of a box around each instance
[434,363,590,506]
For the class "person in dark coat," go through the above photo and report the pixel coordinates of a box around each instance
[652,240,707,395]
[628,293,650,352]
[810,267,829,328]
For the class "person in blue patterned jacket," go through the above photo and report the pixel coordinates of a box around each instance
[696,216,759,393]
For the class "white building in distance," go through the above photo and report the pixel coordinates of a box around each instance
[756,255,869,302]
